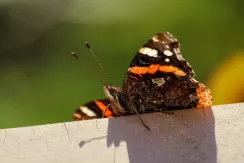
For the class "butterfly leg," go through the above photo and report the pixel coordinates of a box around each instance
[132,107,150,131]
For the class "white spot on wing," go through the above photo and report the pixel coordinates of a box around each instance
[164,50,173,56]
[73,113,82,119]
[152,78,166,86]
[139,47,158,57]
[165,58,170,62]
[80,106,96,117]
[152,36,159,42]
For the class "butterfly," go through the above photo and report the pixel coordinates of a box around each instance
[73,32,212,125]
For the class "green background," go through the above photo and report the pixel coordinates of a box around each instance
[0,0,244,129]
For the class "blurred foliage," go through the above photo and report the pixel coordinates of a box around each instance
[0,0,244,129]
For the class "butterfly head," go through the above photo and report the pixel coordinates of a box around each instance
[103,85,126,116]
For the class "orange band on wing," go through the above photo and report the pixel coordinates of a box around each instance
[159,65,186,76]
[148,64,160,74]
[95,100,114,118]
[129,64,186,76]
[129,66,149,77]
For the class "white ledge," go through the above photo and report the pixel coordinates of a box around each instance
[0,103,244,163]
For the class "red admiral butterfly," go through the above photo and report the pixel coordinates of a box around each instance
[73,32,212,124]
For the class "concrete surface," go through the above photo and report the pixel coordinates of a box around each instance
[0,103,244,163]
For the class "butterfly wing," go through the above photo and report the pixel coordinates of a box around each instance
[73,99,115,120]
[120,32,211,114]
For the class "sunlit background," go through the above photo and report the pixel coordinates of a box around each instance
[0,0,244,129]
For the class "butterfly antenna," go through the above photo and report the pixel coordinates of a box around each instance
[71,52,107,82]
[85,42,109,81]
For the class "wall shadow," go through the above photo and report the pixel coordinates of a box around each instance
[105,107,216,163]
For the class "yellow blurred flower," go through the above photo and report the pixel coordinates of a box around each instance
[208,53,244,105]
